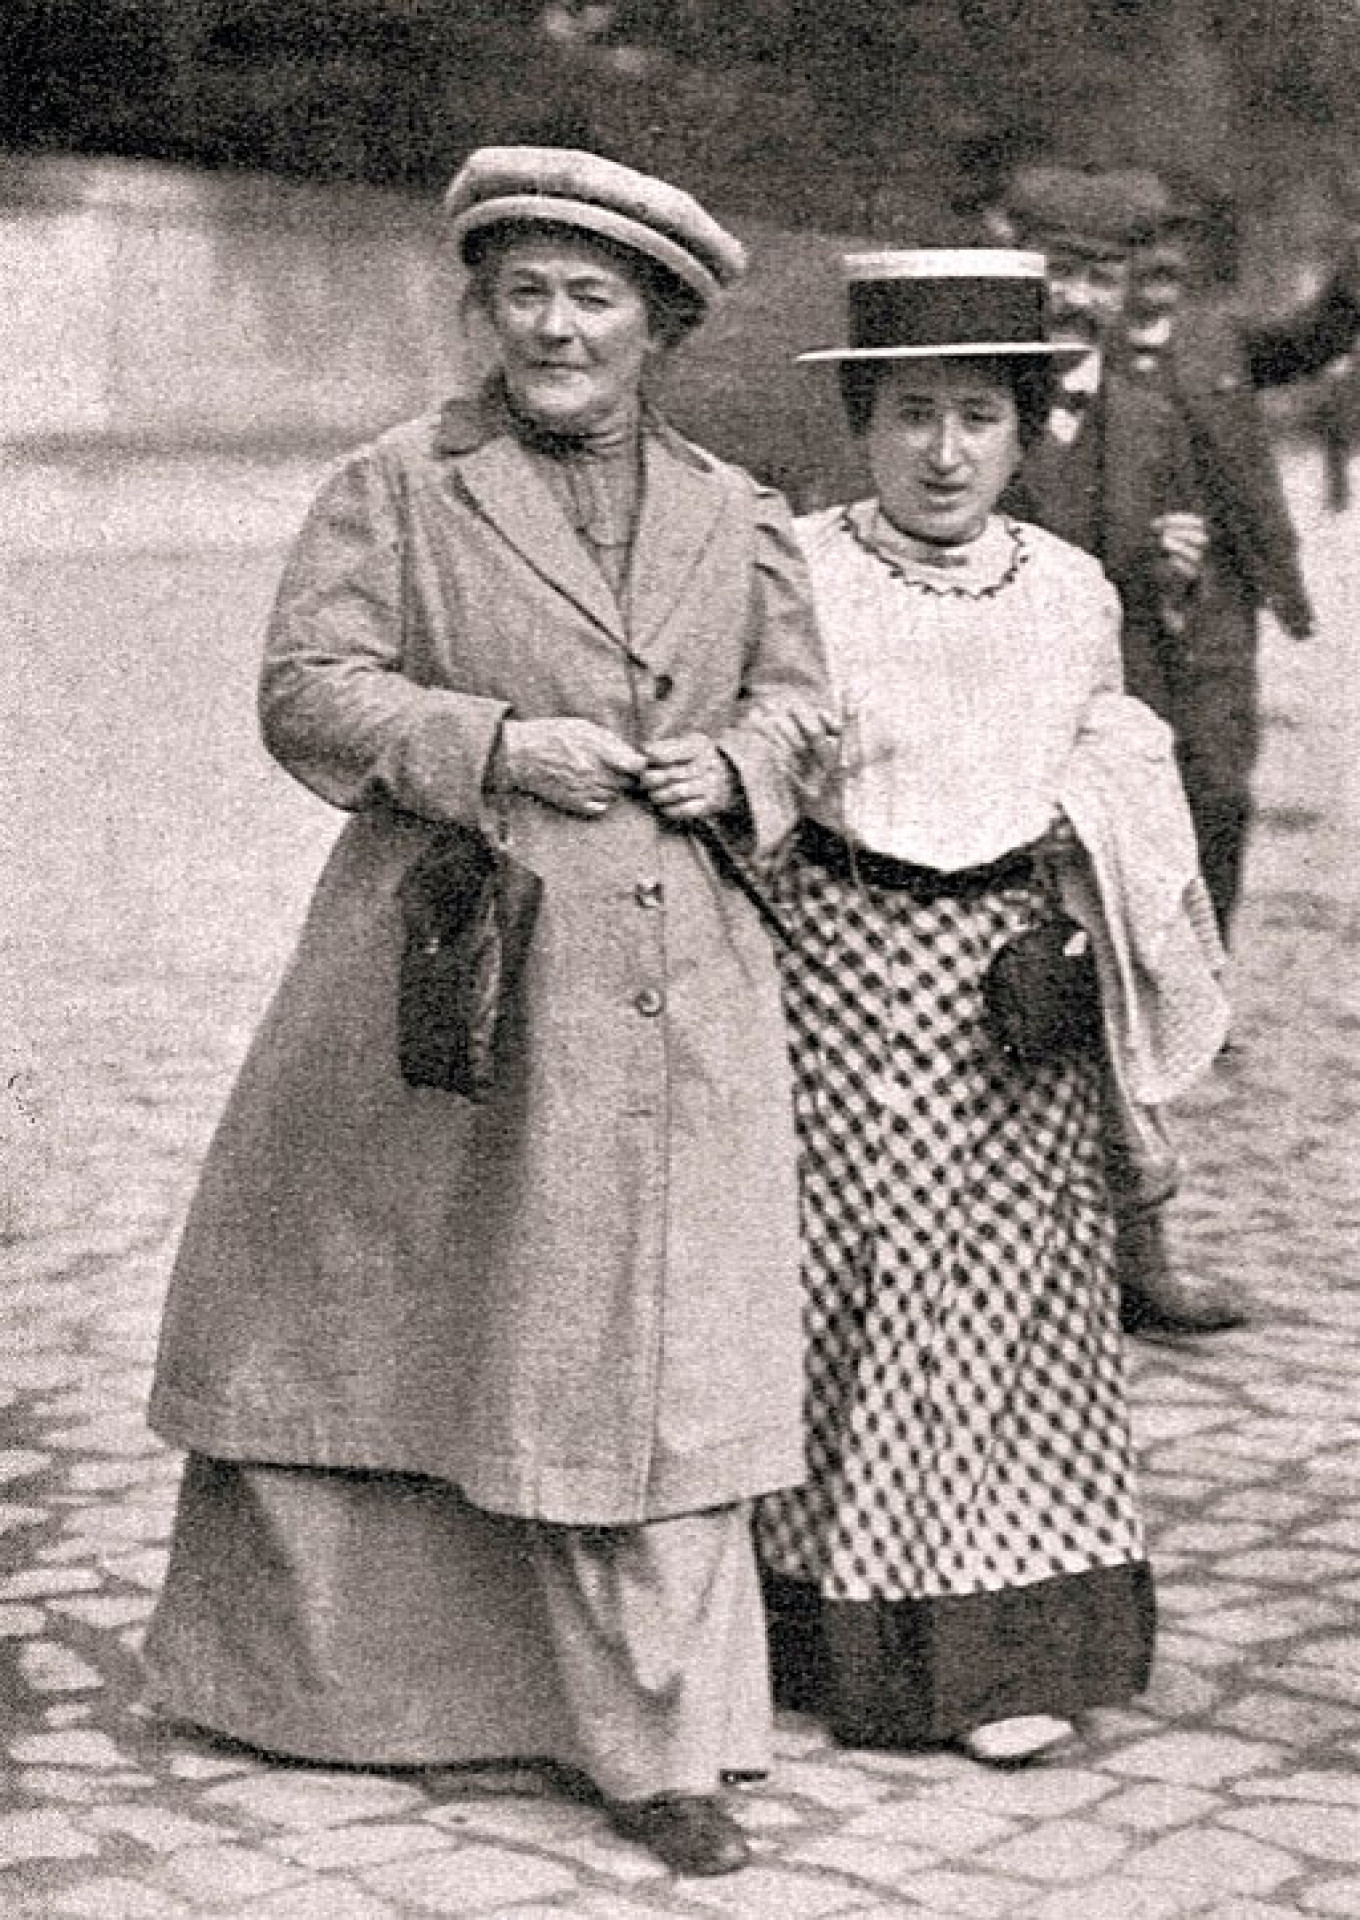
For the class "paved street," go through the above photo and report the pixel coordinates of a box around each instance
[1,443,1357,1917]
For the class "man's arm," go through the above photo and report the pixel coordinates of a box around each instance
[1246,255,1360,388]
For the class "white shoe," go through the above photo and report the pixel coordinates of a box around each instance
[962,1715,1075,1765]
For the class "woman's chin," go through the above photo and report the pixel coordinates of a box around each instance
[513,379,599,431]
[893,508,990,547]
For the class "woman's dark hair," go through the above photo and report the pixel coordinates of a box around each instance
[462,220,705,348]
[838,354,1054,447]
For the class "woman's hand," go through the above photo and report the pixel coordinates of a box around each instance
[638,735,737,822]
[759,703,844,772]
[500,718,647,817]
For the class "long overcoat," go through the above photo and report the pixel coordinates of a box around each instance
[149,393,829,1527]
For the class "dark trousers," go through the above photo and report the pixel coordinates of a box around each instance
[1166,603,1260,940]
[1112,1196,1171,1294]
[1104,1112,1173,1298]
[1175,727,1255,937]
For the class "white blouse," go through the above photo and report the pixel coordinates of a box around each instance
[796,503,1124,872]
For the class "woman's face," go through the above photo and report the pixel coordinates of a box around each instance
[866,359,1022,546]
[485,235,656,434]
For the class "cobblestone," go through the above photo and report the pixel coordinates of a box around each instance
[3,447,1357,1913]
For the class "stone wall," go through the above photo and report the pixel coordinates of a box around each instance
[0,154,468,450]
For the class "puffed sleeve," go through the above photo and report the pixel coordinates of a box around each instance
[258,442,510,828]
[713,481,832,856]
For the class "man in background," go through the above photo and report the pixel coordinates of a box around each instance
[999,162,1360,1335]
[1033,166,1360,935]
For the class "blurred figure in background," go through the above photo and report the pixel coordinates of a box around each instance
[998,161,1360,1338]
[1312,350,1360,512]
[1005,162,1360,940]
[997,166,1232,1339]
[1135,176,1360,519]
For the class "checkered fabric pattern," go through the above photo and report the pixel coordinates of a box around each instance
[756,858,1144,1603]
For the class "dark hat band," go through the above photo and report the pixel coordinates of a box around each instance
[850,278,1048,352]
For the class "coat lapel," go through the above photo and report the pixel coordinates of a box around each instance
[436,396,726,663]
[625,429,726,665]
[443,424,627,644]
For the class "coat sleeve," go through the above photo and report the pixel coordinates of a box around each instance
[1244,257,1360,389]
[712,482,832,857]
[258,443,510,828]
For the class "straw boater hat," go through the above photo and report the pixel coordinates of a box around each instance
[798,248,1090,363]
[443,146,747,312]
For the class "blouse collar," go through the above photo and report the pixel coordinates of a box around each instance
[842,501,1027,599]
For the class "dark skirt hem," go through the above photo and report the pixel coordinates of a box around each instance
[763,1561,1155,1749]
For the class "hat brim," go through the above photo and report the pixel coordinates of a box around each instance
[796,341,1093,364]
[451,194,722,307]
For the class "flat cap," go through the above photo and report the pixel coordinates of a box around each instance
[1004,165,1172,253]
[444,146,747,308]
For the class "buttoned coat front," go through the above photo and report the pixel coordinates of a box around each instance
[149,396,828,1527]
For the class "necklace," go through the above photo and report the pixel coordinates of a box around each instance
[841,505,1028,601]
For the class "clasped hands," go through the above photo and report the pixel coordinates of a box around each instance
[499,718,735,822]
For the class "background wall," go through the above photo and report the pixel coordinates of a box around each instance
[0,154,465,451]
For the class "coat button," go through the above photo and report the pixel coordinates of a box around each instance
[635,987,664,1016]
[635,879,664,908]
[653,673,675,701]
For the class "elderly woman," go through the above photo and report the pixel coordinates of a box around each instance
[757,251,1226,1765]
[143,148,827,1878]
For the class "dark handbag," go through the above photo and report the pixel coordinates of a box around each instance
[981,864,1102,1068]
[396,824,542,1100]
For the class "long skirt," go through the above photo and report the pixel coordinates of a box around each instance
[143,1457,771,1800]
[755,857,1154,1748]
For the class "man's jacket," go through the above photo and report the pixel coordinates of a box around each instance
[1015,265,1360,702]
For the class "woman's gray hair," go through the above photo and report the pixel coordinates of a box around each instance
[462,220,706,349]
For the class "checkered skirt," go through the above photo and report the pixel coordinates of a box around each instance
[756,856,1144,1603]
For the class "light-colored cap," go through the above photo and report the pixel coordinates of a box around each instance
[444,146,747,308]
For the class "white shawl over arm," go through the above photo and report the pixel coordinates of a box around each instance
[1057,691,1230,1197]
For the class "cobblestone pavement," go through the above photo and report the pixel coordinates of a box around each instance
[2,448,1357,1916]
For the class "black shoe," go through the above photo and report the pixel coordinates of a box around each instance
[606,1792,751,1876]
[1115,1206,1247,1337]
[1120,1268,1248,1336]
